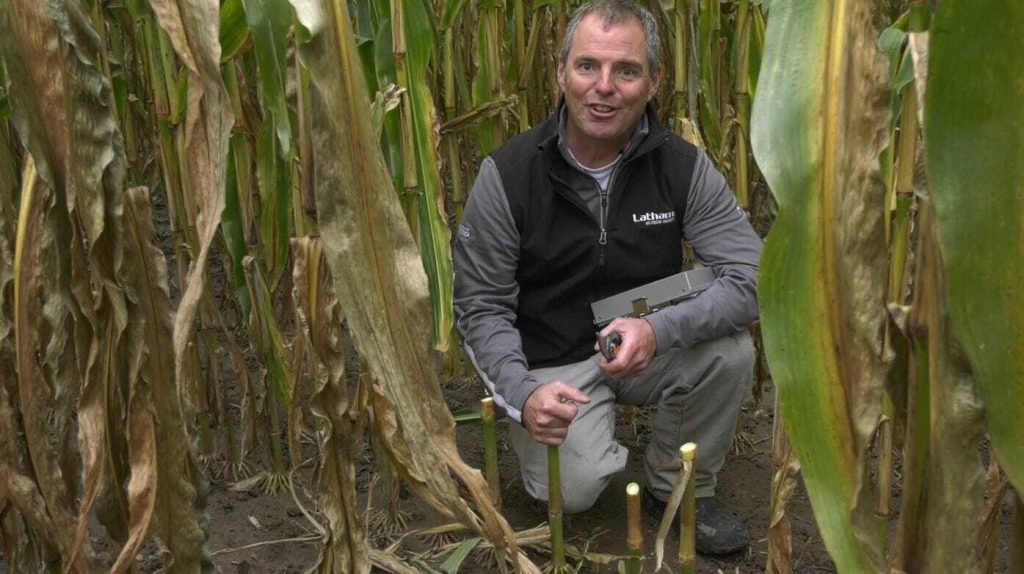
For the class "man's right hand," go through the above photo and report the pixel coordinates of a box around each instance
[522,382,591,446]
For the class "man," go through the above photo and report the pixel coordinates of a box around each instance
[453,0,761,555]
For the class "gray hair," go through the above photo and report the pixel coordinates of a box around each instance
[560,1,662,75]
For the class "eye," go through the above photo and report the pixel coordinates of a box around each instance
[619,67,641,80]
[576,61,596,73]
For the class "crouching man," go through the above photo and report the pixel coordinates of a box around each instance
[453,0,761,555]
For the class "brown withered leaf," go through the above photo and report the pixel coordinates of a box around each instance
[291,1,535,571]
[895,204,985,573]
[0,366,49,572]
[293,237,371,574]
[117,186,208,571]
[146,0,234,421]
[10,159,93,571]
[766,412,800,574]
[976,457,1008,573]
[3,0,135,563]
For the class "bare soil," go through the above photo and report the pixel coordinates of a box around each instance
[195,378,826,573]
[189,365,1020,574]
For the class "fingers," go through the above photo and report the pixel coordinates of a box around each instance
[523,382,590,446]
[532,425,570,446]
[553,383,591,405]
[598,318,656,379]
[536,382,587,423]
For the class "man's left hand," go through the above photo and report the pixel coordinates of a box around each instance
[596,317,656,379]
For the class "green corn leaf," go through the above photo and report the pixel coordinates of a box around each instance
[404,0,454,351]
[240,0,293,155]
[750,0,891,571]
[697,0,723,157]
[356,36,378,95]
[747,5,766,100]
[877,26,905,75]
[255,114,292,290]
[471,6,502,155]
[239,0,294,289]
[243,255,293,410]
[440,537,482,573]
[221,0,251,62]
[439,0,470,30]
[892,49,915,96]
[169,70,188,125]
[927,0,1024,494]
[373,21,403,185]
[451,406,483,425]
[224,132,252,315]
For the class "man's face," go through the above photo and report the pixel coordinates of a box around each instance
[557,13,661,160]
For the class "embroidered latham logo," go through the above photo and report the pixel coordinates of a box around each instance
[632,211,676,226]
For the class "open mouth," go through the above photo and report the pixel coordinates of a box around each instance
[588,104,618,118]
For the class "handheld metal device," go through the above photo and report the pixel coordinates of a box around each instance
[591,268,715,360]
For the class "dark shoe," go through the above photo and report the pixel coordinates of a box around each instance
[642,488,749,556]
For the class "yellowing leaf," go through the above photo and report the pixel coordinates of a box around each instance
[750,0,891,570]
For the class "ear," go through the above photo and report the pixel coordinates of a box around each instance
[648,69,663,100]
[556,61,567,92]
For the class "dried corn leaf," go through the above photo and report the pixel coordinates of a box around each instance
[290,1,534,571]
[897,204,984,573]
[750,0,890,570]
[977,458,1008,573]
[115,186,208,571]
[3,1,135,564]
[293,237,371,574]
[0,368,47,572]
[11,159,93,571]
[147,0,235,410]
[766,409,800,574]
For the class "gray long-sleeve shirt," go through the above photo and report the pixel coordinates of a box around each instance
[454,118,762,422]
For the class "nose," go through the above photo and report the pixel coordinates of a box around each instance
[595,68,614,95]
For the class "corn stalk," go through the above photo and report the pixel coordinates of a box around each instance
[696,0,723,158]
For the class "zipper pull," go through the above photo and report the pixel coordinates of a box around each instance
[599,229,607,245]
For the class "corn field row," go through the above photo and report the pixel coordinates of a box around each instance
[0,0,1021,572]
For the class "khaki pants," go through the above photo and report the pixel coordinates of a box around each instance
[508,330,755,513]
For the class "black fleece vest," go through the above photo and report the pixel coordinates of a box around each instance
[490,109,699,368]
